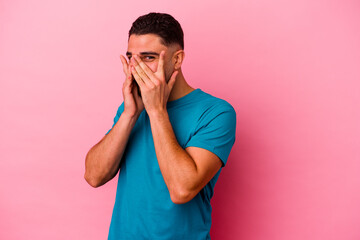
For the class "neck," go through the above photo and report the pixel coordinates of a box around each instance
[168,69,195,102]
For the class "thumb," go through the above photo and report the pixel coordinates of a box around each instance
[167,70,179,92]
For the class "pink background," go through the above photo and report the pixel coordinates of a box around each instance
[1,0,360,239]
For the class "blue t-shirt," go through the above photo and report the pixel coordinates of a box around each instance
[105,88,236,240]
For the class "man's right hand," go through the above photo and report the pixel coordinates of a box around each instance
[120,55,144,118]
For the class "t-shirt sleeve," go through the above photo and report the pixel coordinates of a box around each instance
[105,102,125,135]
[185,102,236,167]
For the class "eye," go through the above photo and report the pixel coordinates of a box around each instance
[142,56,155,61]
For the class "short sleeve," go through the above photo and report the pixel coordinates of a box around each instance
[105,102,125,135]
[185,102,236,167]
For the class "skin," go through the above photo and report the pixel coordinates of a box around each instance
[84,33,223,204]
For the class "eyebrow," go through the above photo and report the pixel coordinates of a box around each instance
[126,51,160,56]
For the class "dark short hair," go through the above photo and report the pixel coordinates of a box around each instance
[129,12,184,49]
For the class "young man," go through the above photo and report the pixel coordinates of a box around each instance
[84,12,236,239]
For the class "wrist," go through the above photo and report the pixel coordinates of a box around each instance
[147,108,168,120]
[122,111,141,123]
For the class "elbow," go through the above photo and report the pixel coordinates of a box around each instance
[84,172,102,188]
[84,153,107,188]
[169,188,195,205]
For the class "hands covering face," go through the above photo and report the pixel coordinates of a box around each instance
[128,50,179,115]
[120,55,144,118]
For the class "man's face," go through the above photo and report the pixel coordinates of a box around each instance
[126,34,174,82]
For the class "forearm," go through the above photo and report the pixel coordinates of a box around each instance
[148,110,198,202]
[84,112,139,187]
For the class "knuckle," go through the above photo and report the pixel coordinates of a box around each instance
[153,79,160,86]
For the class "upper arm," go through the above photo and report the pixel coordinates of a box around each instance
[184,146,222,196]
[181,103,236,200]
[184,103,236,168]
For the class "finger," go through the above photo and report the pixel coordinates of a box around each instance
[131,56,154,87]
[167,70,179,92]
[123,72,133,95]
[124,62,132,85]
[156,50,165,74]
[120,55,129,76]
[133,55,157,82]
[131,65,145,89]
[123,65,137,98]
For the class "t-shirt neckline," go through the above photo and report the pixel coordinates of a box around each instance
[167,88,201,108]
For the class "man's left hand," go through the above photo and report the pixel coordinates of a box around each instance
[130,50,178,115]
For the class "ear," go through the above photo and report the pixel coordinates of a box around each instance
[172,50,185,70]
